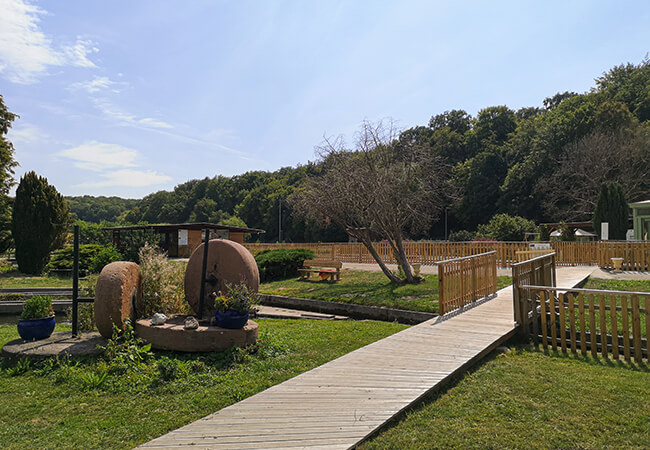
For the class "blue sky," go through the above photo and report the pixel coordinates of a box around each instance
[1,0,649,198]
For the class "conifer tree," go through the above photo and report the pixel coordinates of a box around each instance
[593,182,628,240]
[12,172,70,274]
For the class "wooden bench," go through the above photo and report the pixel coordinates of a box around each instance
[298,259,342,281]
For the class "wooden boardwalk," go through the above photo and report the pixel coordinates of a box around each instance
[140,267,594,449]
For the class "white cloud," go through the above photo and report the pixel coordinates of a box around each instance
[74,169,172,189]
[93,99,174,129]
[138,117,173,129]
[69,76,116,94]
[59,141,172,190]
[59,141,138,171]
[63,38,98,68]
[0,0,98,84]
[7,124,47,144]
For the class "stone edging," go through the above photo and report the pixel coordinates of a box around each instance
[258,294,436,325]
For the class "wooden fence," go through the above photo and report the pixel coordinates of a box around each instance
[512,253,557,330]
[436,251,497,315]
[517,285,649,362]
[247,241,650,269]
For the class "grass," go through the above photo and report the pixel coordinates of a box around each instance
[584,277,650,293]
[361,345,650,449]
[0,319,407,449]
[260,269,512,314]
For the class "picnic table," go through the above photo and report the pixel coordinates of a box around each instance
[298,259,342,281]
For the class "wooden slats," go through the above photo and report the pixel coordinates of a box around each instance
[245,241,650,269]
[519,285,649,363]
[437,251,497,315]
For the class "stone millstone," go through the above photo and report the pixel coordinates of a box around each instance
[184,239,259,318]
[135,315,258,352]
[94,261,142,338]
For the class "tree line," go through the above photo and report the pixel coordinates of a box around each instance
[63,60,648,243]
[1,60,648,265]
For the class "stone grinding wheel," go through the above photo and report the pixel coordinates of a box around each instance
[184,239,260,318]
[94,261,142,338]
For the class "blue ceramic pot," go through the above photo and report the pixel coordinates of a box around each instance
[214,309,249,329]
[17,315,56,341]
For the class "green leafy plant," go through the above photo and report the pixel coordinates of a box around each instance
[21,295,54,319]
[476,213,538,241]
[45,244,103,275]
[213,283,257,314]
[254,248,315,282]
[79,371,108,390]
[101,319,152,373]
[89,245,122,273]
[6,358,31,376]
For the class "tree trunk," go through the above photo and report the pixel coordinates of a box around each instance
[393,235,415,283]
[361,239,403,283]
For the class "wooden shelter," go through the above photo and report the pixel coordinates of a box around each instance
[104,223,265,257]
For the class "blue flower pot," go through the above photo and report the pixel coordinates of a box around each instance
[214,309,249,329]
[17,315,56,341]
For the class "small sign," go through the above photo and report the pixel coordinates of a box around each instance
[178,229,188,246]
[601,222,609,241]
[529,243,551,250]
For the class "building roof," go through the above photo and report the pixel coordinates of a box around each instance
[103,222,265,234]
[574,228,597,237]
[630,200,650,207]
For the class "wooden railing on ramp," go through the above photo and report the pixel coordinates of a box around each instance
[436,251,497,315]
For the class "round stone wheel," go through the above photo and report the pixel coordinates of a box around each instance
[184,239,259,318]
[94,261,142,338]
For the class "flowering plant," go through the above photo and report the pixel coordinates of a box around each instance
[212,283,257,314]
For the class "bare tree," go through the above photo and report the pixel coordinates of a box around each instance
[536,126,650,221]
[291,119,453,284]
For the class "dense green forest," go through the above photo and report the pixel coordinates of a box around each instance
[66,60,650,242]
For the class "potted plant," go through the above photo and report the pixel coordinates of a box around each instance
[18,295,56,341]
[212,283,256,329]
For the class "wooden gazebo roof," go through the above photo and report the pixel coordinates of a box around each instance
[103,222,265,234]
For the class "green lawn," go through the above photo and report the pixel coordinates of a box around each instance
[0,273,75,288]
[0,319,407,449]
[584,277,650,293]
[361,346,650,449]
[260,269,512,314]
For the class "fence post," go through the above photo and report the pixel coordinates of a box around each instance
[72,224,79,337]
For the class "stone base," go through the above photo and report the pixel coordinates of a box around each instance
[135,315,258,352]
[1,331,106,360]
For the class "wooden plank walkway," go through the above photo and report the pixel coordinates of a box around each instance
[140,267,594,449]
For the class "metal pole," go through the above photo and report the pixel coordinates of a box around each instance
[72,224,79,337]
[197,229,210,320]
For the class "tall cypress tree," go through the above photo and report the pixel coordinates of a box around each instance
[592,182,628,240]
[12,172,70,274]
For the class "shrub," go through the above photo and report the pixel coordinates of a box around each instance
[46,244,103,275]
[137,243,191,316]
[255,248,315,282]
[89,245,122,273]
[448,230,475,242]
[21,295,54,319]
[476,214,538,242]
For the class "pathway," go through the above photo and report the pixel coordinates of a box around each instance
[139,267,594,449]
